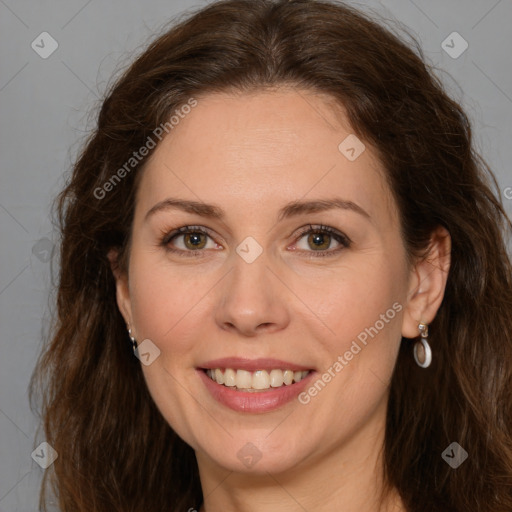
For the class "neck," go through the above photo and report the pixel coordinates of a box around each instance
[196,398,404,512]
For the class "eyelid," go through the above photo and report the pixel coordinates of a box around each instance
[292,223,351,243]
[289,224,352,255]
[160,223,351,257]
[160,225,217,245]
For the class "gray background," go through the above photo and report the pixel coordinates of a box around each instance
[1,0,511,510]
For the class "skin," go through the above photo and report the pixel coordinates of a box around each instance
[110,87,451,512]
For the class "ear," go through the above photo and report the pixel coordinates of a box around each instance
[401,226,451,339]
[107,248,133,331]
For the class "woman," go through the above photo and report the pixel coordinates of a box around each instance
[31,0,512,510]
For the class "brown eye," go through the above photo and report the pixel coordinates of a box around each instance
[183,232,207,250]
[293,225,351,257]
[306,232,332,251]
[161,226,221,256]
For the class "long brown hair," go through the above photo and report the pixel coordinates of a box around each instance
[31,0,512,510]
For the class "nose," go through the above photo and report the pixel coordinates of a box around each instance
[214,253,290,337]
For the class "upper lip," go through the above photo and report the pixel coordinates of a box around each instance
[199,357,313,372]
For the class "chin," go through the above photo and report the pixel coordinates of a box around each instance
[195,432,312,475]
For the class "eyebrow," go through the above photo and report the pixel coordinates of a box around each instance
[144,197,370,222]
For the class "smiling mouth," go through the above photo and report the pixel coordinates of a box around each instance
[202,368,312,392]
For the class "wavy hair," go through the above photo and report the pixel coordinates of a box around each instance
[31,0,512,510]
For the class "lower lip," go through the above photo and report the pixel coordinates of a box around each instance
[197,369,315,413]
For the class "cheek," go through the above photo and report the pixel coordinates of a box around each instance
[127,253,211,444]
[299,256,407,410]
[297,254,406,344]
[295,264,404,438]
[128,250,210,357]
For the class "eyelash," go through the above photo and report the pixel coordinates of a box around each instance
[159,224,352,258]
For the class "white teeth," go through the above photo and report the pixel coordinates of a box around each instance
[205,368,310,391]
[214,368,224,385]
[252,370,270,390]
[283,370,294,385]
[224,368,236,387]
[235,369,252,389]
[269,369,284,387]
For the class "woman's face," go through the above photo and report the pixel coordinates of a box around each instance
[115,88,418,475]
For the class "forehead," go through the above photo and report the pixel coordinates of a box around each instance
[136,88,395,224]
